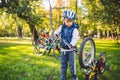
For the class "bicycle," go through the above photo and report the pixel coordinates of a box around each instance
[34,28,51,55]
[34,32,61,57]
[78,37,107,80]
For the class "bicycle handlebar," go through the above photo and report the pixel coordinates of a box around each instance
[55,34,77,52]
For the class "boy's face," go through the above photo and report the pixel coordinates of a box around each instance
[64,18,73,27]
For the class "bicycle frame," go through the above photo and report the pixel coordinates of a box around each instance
[84,52,107,80]
[85,64,98,80]
[46,37,59,50]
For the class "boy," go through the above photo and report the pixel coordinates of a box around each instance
[54,10,79,80]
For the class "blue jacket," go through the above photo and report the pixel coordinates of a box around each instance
[60,23,79,49]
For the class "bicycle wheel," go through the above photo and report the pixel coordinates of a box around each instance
[79,37,96,69]
[97,52,107,74]
[53,41,61,60]
[34,38,47,56]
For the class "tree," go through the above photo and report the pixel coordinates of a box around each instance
[100,0,120,43]
[0,0,44,42]
[79,0,119,39]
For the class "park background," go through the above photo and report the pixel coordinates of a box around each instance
[0,0,120,80]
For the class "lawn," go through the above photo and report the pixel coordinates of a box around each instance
[0,37,120,80]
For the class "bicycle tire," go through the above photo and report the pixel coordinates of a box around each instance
[97,52,107,74]
[79,37,96,69]
[42,45,52,55]
[53,41,61,60]
[34,38,47,56]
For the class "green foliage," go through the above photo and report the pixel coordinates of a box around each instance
[100,0,119,25]
[0,12,17,37]
[80,0,120,35]
[0,38,120,80]
[0,12,30,37]
[0,0,119,38]
[0,0,54,37]
[6,0,43,25]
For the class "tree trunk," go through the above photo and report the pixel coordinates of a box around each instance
[116,26,119,44]
[1,0,6,7]
[17,13,38,43]
[49,0,53,32]
[18,25,22,38]
[76,0,78,23]
[29,24,39,43]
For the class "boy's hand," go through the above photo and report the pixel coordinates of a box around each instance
[54,34,60,41]
[54,34,58,37]
[68,44,73,50]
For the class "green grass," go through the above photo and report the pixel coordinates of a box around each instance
[0,37,120,80]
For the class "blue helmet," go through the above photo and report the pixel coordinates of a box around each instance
[62,10,76,20]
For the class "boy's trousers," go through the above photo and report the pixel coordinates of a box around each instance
[60,51,77,80]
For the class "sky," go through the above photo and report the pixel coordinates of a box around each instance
[43,0,88,15]
[0,0,8,3]
[43,0,87,13]
[43,0,70,10]
[43,0,56,10]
